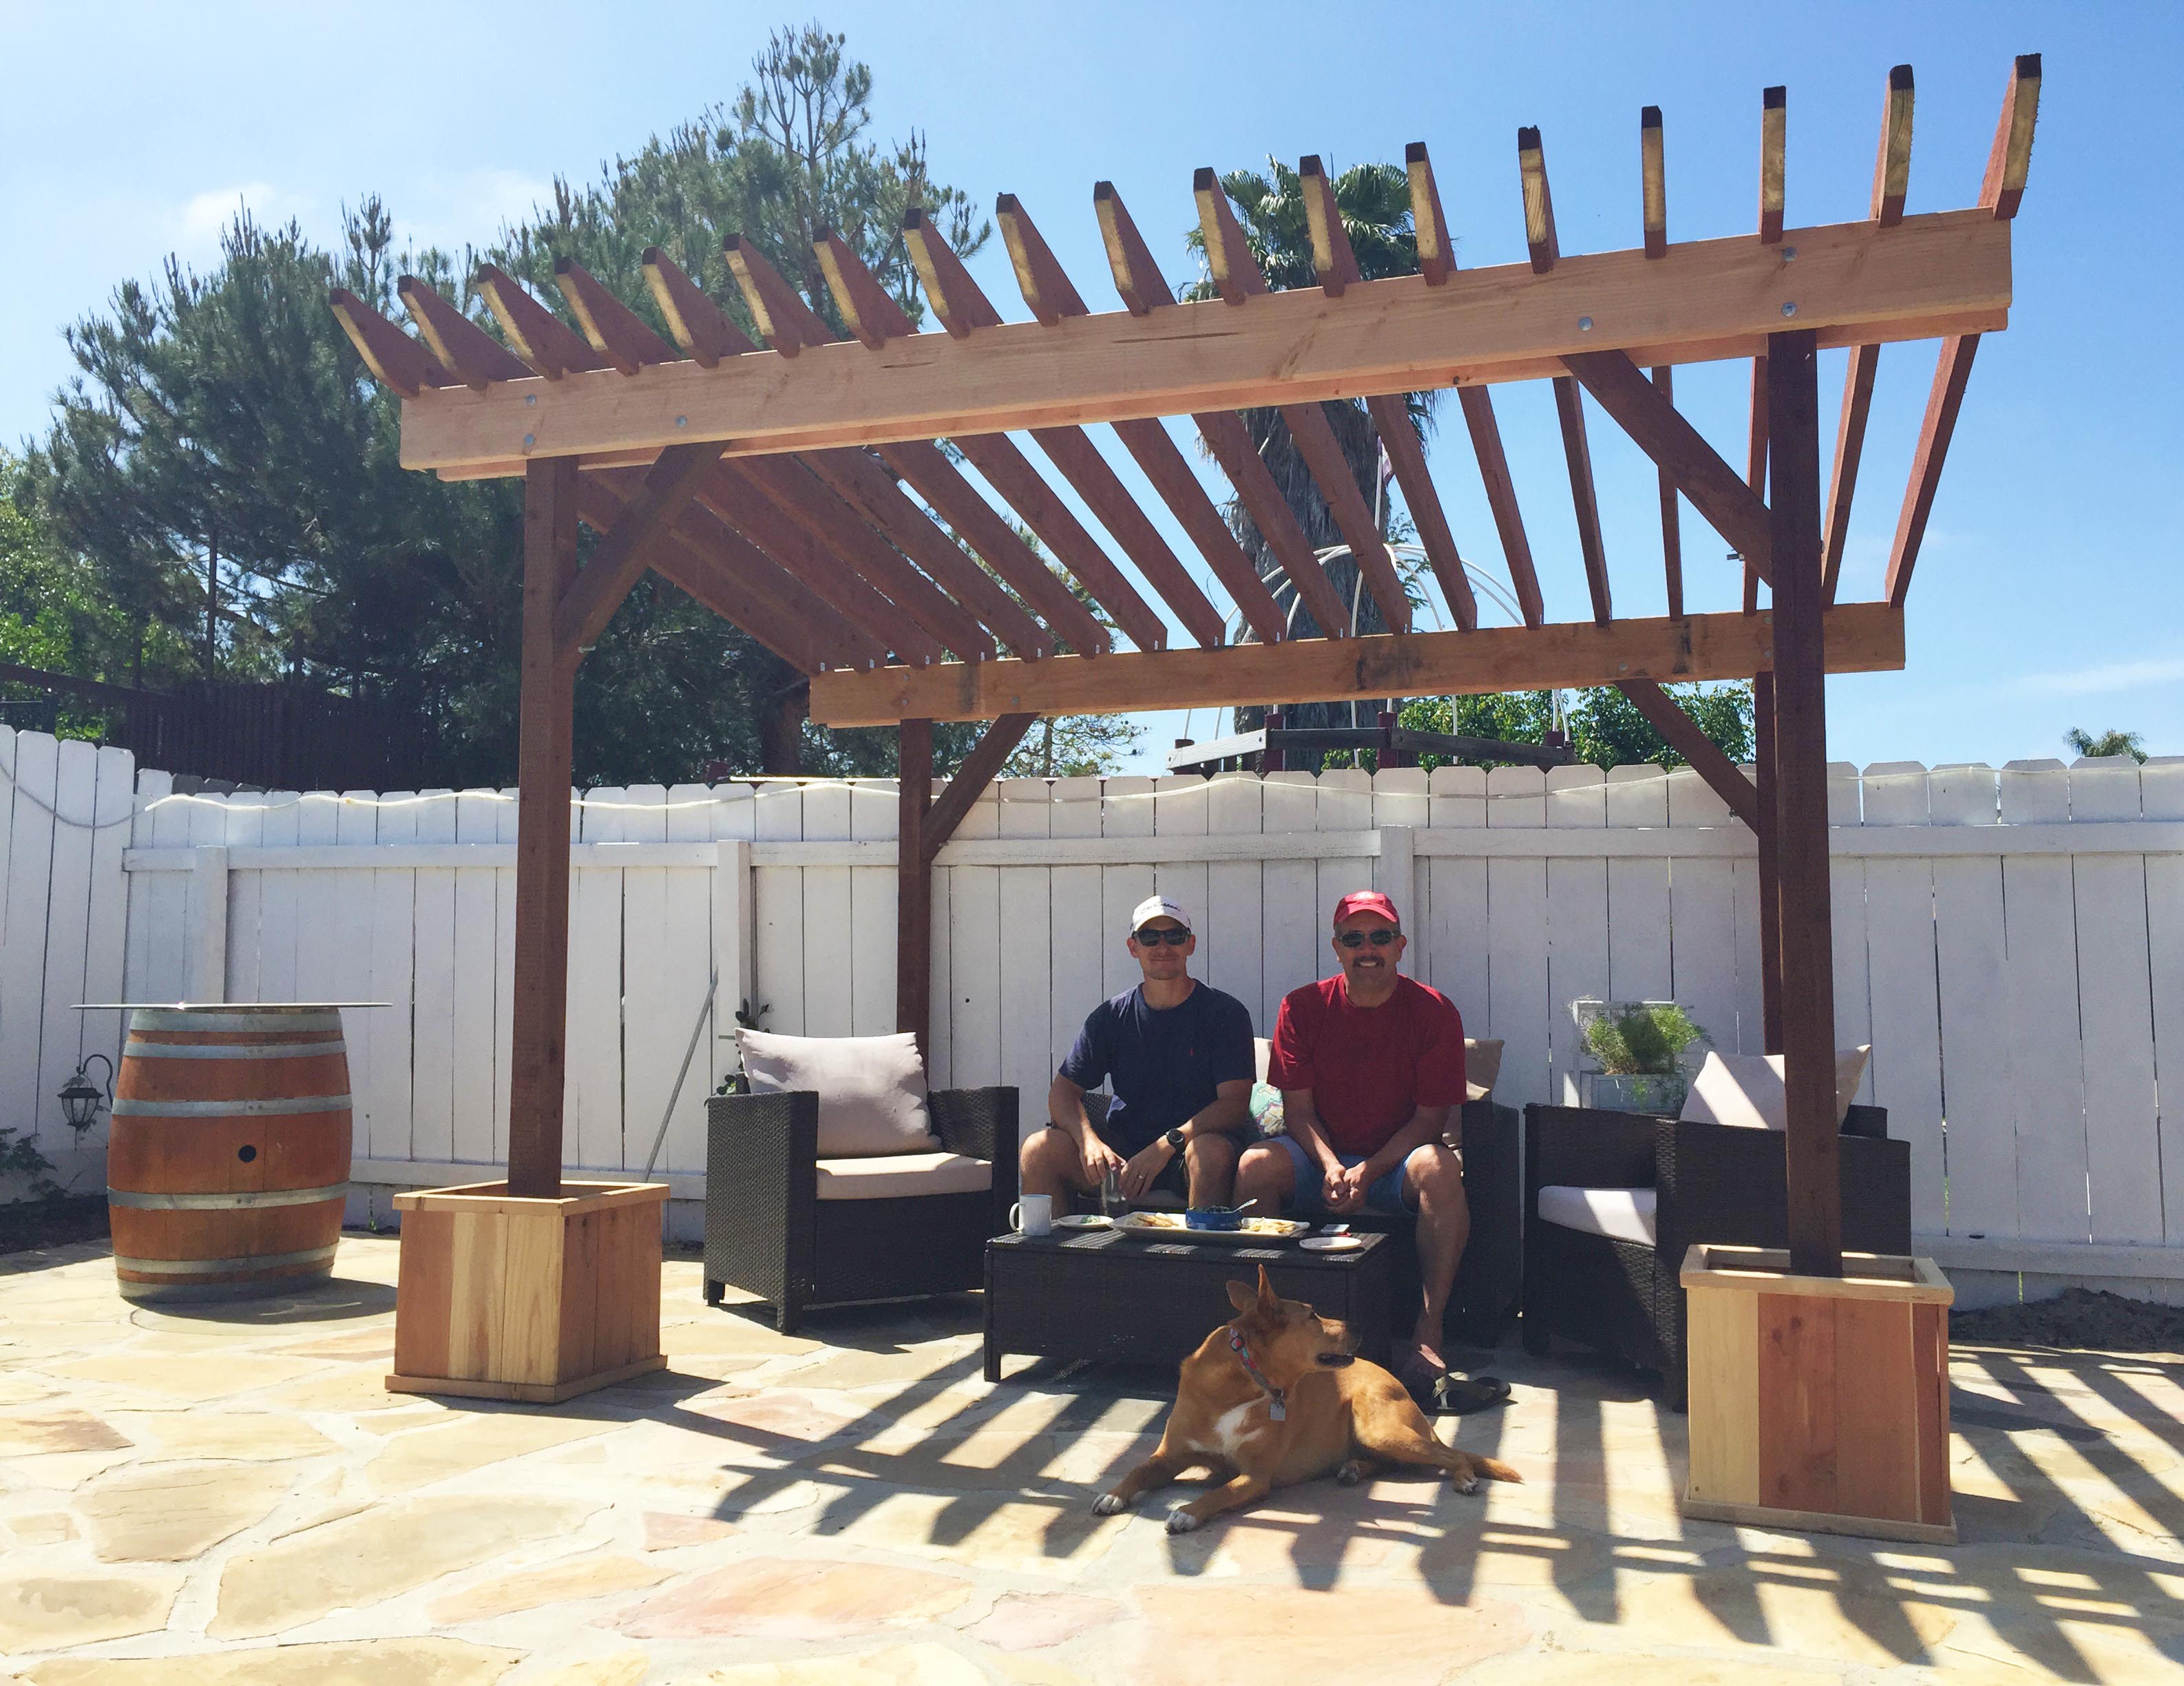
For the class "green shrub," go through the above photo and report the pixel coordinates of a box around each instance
[1582,1003,1710,1075]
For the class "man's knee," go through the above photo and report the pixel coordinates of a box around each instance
[1188,1132,1239,1173]
[1407,1143,1467,1210]
[1020,1126,1072,1179]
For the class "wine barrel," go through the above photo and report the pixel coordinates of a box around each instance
[108,1006,352,1303]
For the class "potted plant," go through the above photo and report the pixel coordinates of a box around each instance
[1571,999,1710,1114]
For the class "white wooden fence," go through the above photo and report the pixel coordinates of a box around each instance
[4,722,2181,1300]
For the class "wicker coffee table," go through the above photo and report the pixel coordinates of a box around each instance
[983,1228,1393,1382]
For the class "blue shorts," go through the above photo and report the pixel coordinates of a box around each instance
[1268,1134,1414,1216]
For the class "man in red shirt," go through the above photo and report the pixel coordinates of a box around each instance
[1234,891,1473,1393]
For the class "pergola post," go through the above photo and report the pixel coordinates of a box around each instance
[506,456,580,1199]
[1767,329,1842,1276]
[897,718,934,1057]
[1753,672,1785,1055]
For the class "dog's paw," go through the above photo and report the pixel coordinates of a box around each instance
[1336,1459,1372,1487]
[1455,1470,1481,1496]
[1165,1508,1202,1535]
[1091,1492,1126,1517]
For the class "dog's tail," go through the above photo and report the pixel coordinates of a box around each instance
[1473,1455,1523,1485]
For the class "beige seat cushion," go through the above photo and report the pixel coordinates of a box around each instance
[815,1151,992,1200]
[1537,1185,1658,1246]
[739,1029,939,1157]
[1678,1048,1873,1132]
[1465,1037,1503,1103]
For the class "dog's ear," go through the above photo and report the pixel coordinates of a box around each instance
[1254,1264,1282,1319]
[1225,1278,1257,1314]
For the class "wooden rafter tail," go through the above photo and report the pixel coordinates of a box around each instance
[578,477,821,674]
[397,276,531,389]
[1562,349,1773,585]
[697,464,943,667]
[722,233,829,354]
[1641,107,1668,258]
[1982,54,2041,219]
[1521,129,1610,623]
[474,264,609,380]
[812,226,909,348]
[1743,355,1769,612]
[554,258,680,371]
[555,441,720,656]
[736,454,996,661]
[1405,143,1455,287]
[1197,167,1411,633]
[642,247,756,366]
[1089,180,1352,640]
[1000,191,1284,644]
[1301,156,1476,632]
[1823,65,1915,604]
[897,206,1189,652]
[1650,367,1684,616]
[1876,65,1915,227]
[329,288,450,397]
[1760,85,1787,244]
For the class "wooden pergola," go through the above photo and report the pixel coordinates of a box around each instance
[335,56,2037,1285]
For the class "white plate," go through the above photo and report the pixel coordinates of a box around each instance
[1051,1214,1111,1231]
[1300,1234,1363,1253]
[1111,1212,1310,1243]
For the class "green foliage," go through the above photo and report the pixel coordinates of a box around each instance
[1582,1002,1710,1075]
[1396,682,1752,773]
[19,23,993,784]
[0,1122,59,1198]
[2066,727,2148,764]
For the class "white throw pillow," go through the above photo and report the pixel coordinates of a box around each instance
[1678,1048,1872,1131]
[738,1030,939,1157]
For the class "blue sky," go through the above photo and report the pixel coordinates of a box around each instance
[3,1,2173,775]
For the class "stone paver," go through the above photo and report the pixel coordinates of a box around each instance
[2,1235,2183,1681]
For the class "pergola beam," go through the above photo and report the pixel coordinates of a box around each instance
[398,207,2013,475]
[810,601,1904,725]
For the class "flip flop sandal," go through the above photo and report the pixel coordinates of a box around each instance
[1394,1353,1445,1406]
[1429,1373,1513,1416]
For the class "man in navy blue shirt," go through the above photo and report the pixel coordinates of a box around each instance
[1020,895,1257,1213]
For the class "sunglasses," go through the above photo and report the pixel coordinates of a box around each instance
[1133,926,1191,946]
[1336,928,1401,948]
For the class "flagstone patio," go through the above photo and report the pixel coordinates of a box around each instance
[3,1234,2182,1684]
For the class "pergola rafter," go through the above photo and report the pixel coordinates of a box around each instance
[333,56,2041,1288]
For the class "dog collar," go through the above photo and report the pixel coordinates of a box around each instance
[1226,1330,1286,1421]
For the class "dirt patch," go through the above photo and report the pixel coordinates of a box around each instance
[0,1196,109,1257]
[1952,1287,2184,1354]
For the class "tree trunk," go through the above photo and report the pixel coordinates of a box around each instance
[758,684,806,776]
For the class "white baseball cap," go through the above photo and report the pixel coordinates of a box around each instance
[1128,894,1192,935]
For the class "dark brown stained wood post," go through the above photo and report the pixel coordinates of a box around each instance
[1767,329,1842,1276]
[1753,671,1785,1055]
[897,718,934,1057]
[507,457,580,1199]
[1264,710,1286,774]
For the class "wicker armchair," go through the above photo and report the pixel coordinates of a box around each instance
[1081,1093,1524,1346]
[1522,1102,1909,1407]
[704,1085,1018,1333]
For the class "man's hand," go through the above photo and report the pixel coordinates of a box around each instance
[1120,1138,1175,1200]
[1321,1161,1367,1214]
[1078,1134,1127,1188]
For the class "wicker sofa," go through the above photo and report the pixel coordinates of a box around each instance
[1521,1101,1909,1407]
[704,1085,1018,1333]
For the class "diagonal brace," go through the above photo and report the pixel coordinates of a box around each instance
[922,714,1037,860]
[554,442,721,658]
[1616,678,1761,831]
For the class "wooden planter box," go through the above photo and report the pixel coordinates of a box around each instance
[1681,1244,1955,1544]
[388,1180,669,1404]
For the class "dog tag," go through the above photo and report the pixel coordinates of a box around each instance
[1269,1400,1285,1422]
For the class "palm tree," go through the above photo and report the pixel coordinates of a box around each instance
[2065,727,2148,764]
[1183,159,1438,735]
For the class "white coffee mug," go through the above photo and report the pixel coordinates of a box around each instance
[1010,1194,1053,1237]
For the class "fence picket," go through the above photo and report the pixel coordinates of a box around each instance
[78,746,134,1139]
[848,781,897,1038]
[449,791,502,1167]
[2142,760,2184,1251]
[220,793,266,1003]
[567,787,627,1172]
[998,779,1053,1138]
[1259,773,1319,1034]
[1827,762,1876,1105]
[1047,777,1105,1098]
[948,780,1003,1090]
[1666,767,1739,1100]
[0,731,59,1140]
[1929,765,2017,1240]
[366,792,419,1161]
[409,791,459,1165]
[1424,764,1489,1040]
[752,783,805,1039]
[1860,762,1946,1234]
[1546,766,1610,1104]
[1205,773,1263,1026]
[1487,767,1549,1111]
[255,792,304,1003]
[797,782,854,1041]
[33,741,99,1158]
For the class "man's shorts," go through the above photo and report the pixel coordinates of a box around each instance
[1266,1134,1413,1215]
[1040,1120,1192,1202]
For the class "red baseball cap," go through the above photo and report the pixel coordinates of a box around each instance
[1332,891,1401,928]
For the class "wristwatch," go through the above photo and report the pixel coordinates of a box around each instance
[1164,1127,1186,1153]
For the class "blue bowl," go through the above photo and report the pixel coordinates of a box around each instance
[1184,1207,1245,1231]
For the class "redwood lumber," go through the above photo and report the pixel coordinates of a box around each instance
[1754,670,1784,1054]
[508,457,580,1198]
[329,289,450,396]
[1882,336,1978,608]
[1766,329,1841,1276]
[1518,127,1558,272]
[1641,107,1668,258]
[475,265,611,379]
[1405,143,1456,287]
[1652,366,1684,616]
[1555,377,1612,625]
[896,718,933,1054]
[722,233,834,353]
[397,277,532,389]
[1092,181,1351,638]
[642,247,756,366]
[1982,55,2041,221]
[1760,86,1787,245]
[1301,157,1476,630]
[808,601,1906,727]
[1197,167,1411,632]
[1743,356,1768,612]
[399,209,2017,472]
[1615,678,1758,829]
[1562,348,1774,583]
[1875,65,1916,227]
[923,714,1037,857]
[1109,413,1287,643]
[554,258,680,371]
[555,441,720,654]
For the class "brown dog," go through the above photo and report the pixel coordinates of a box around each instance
[1094,1265,1520,1533]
